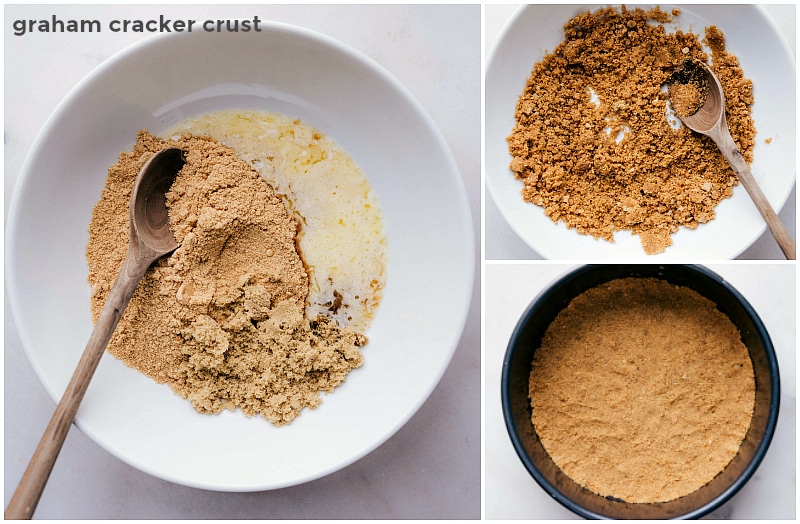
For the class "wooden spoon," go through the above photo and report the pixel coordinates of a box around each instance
[670,59,795,259]
[5,147,186,520]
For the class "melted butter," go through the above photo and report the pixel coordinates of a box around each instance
[162,109,387,332]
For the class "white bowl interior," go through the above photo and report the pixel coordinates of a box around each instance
[6,24,474,491]
[486,4,796,259]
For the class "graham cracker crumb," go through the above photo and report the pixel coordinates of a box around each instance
[507,7,756,254]
[529,277,755,503]
[671,82,706,118]
[669,60,709,118]
[87,130,366,426]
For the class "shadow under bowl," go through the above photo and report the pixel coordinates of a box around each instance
[501,264,780,519]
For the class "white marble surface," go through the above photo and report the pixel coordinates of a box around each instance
[4,5,480,519]
[485,4,797,260]
[485,263,796,519]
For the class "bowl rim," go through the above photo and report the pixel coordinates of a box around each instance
[5,20,372,407]
[501,264,781,519]
[485,4,797,260]
[5,20,475,491]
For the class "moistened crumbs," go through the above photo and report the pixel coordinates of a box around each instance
[670,82,707,119]
[669,60,710,119]
[507,6,755,254]
[529,278,755,503]
[87,131,366,426]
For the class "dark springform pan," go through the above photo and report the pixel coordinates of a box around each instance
[501,264,780,519]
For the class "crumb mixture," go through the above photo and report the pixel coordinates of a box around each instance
[529,277,755,503]
[87,131,366,426]
[507,6,756,254]
[669,60,709,119]
[670,82,706,119]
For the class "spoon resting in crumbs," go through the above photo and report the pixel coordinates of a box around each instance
[5,148,186,520]
[669,59,795,259]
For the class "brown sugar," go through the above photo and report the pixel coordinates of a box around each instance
[87,130,366,426]
[529,278,755,503]
[507,6,756,254]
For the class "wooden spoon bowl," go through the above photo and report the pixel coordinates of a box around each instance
[670,60,795,259]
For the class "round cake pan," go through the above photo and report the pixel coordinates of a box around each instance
[501,264,780,519]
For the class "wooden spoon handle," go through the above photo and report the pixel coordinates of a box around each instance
[711,130,796,260]
[4,255,147,520]
[736,167,796,259]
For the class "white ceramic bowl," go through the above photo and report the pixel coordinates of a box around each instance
[6,23,473,491]
[486,4,796,259]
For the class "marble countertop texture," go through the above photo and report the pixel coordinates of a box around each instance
[485,4,797,260]
[4,4,481,519]
[485,263,796,519]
